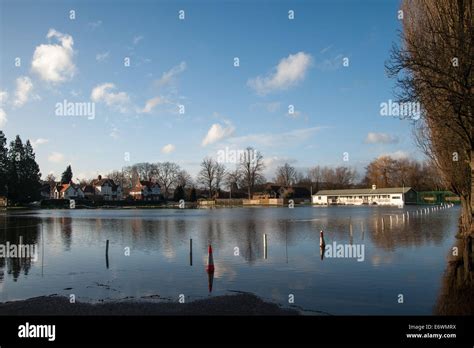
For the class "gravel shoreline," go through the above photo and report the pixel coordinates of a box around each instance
[0,293,299,316]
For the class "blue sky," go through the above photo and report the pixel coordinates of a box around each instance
[0,0,420,181]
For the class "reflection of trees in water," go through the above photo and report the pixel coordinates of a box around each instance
[239,219,261,264]
[435,236,474,315]
[59,217,72,251]
[0,217,41,282]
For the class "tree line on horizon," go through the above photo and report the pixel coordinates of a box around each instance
[0,130,449,204]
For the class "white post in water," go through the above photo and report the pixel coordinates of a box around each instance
[263,234,267,260]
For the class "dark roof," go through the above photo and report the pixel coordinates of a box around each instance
[140,180,161,188]
[82,185,95,193]
[91,178,115,186]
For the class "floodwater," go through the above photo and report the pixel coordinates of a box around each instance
[0,205,461,315]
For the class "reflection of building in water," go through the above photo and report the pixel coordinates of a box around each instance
[369,216,449,251]
[435,236,474,315]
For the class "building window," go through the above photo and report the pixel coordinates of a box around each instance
[392,196,401,199]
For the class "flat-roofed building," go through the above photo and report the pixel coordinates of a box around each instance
[312,185,417,206]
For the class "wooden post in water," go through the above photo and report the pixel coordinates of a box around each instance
[190,238,193,266]
[263,234,267,260]
[105,240,109,269]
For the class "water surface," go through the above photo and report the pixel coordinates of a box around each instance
[0,206,460,315]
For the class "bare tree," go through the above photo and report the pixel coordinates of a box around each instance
[239,147,265,199]
[198,157,217,198]
[214,162,226,195]
[387,0,473,234]
[154,162,180,199]
[275,163,297,186]
[176,169,193,188]
[225,167,242,198]
[45,173,56,184]
[132,162,155,181]
[308,165,323,192]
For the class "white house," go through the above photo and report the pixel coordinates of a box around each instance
[53,183,85,200]
[129,180,161,200]
[312,186,417,206]
[88,175,123,201]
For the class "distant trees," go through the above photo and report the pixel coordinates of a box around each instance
[225,168,242,198]
[173,185,185,201]
[304,165,357,191]
[198,157,218,198]
[362,156,444,191]
[189,187,197,202]
[275,163,297,187]
[154,162,180,200]
[45,173,56,184]
[0,132,41,203]
[239,147,265,199]
[0,131,7,195]
[387,0,473,233]
[61,165,73,184]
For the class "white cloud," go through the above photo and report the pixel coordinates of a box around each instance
[228,126,323,148]
[0,90,7,104]
[91,83,130,113]
[381,150,409,160]
[133,35,143,45]
[0,90,7,127]
[0,109,6,127]
[31,29,76,83]
[96,51,109,62]
[161,144,175,154]
[88,20,102,30]
[365,132,399,144]
[141,96,166,113]
[248,52,312,95]
[315,54,344,71]
[31,138,49,148]
[155,62,187,87]
[13,76,35,107]
[48,152,64,163]
[202,121,235,146]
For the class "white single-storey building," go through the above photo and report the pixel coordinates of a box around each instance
[312,186,417,206]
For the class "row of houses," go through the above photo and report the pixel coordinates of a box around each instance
[40,175,162,201]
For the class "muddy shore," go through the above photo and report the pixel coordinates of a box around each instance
[0,293,299,316]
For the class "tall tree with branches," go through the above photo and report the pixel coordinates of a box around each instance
[387,0,473,234]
